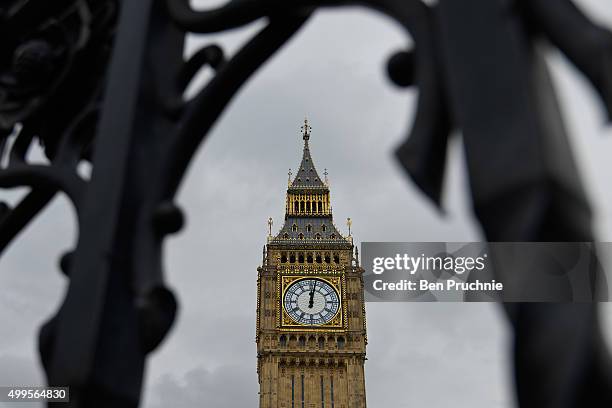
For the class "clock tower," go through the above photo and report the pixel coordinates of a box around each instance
[256,120,367,408]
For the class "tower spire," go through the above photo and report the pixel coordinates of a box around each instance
[301,117,311,141]
[290,119,326,189]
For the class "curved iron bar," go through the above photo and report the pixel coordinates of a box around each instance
[0,189,56,254]
[166,0,298,33]
[177,45,226,92]
[0,165,85,213]
[520,0,612,120]
[0,128,12,160]
[8,126,35,165]
[0,165,85,256]
[163,44,226,119]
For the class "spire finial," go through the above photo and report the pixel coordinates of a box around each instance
[301,117,311,141]
[268,217,273,236]
[288,168,292,186]
[347,217,352,236]
[324,168,328,185]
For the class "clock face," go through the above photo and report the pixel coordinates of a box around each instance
[283,278,340,325]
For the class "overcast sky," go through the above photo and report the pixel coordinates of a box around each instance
[3,1,612,407]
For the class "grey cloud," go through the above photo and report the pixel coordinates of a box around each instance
[145,365,257,408]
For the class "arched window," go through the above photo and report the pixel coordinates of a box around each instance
[306,201,311,212]
[330,234,336,239]
[307,254,313,263]
[290,254,296,263]
[300,201,305,212]
[334,254,340,264]
[321,224,327,232]
[281,253,287,263]
[298,254,304,263]
[298,233,304,240]
[279,335,287,347]
[325,255,331,263]
[294,202,299,213]
[337,336,345,349]
[318,337,325,348]
[299,336,306,347]
[316,254,322,263]
[318,201,322,212]
[306,224,312,232]
[292,224,298,232]
[283,233,289,239]
[315,233,321,240]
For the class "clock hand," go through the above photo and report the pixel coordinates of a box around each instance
[308,281,316,308]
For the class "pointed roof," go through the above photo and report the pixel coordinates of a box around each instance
[274,217,346,242]
[290,140,327,189]
[290,118,327,190]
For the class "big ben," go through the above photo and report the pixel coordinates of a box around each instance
[256,119,367,408]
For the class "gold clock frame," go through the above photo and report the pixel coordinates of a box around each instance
[277,273,347,332]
